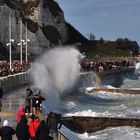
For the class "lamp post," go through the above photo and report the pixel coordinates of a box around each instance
[20,19,23,64]
[18,39,25,64]
[6,14,14,70]
[25,22,30,62]
[18,21,30,63]
[23,39,30,62]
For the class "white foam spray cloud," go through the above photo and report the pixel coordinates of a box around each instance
[135,62,140,71]
[31,46,83,112]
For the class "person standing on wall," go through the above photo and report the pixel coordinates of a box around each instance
[36,89,45,111]
[25,86,33,115]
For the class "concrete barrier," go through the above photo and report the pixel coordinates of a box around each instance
[60,116,140,133]
[58,125,81,140]
[0,71,31,92]
[89,87,140,94]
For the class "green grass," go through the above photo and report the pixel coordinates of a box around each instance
[85,46,130,58]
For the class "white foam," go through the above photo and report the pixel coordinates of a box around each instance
[31,46,83,112]
[78,132,98,140]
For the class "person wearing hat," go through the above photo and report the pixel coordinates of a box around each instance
[0,120,15,140]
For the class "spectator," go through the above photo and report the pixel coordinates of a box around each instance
[47,112,61,140]
[16,115,30,140]
[0,120,15,140]
[36,90,45,111]
[29,116,40,140]
[36,120,50,140]
[98,65,104,72]
[27,114,35,126]
[0,87,3,99]
[31,94,40,115]
[25,87,33,115]
[17,107,25,123]
[0,60,31,77]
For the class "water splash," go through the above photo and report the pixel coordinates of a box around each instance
[31,46,83,112]
[135,62,140,73]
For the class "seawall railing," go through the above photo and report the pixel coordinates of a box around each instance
[0,71,31,92]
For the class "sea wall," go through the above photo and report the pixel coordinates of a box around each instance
[61,116,140,133]
[0,71,31,92]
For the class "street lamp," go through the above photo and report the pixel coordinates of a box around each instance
[17,39,25,64]
[6,39,14,70]
[6,14,14,70]
[18,21,30,63]
[19,19,24,64]
[23,39,30,62]
[25,22,30,62]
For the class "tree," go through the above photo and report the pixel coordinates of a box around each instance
[86,33,96,40]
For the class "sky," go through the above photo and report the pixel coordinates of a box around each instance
[57,0,140,45]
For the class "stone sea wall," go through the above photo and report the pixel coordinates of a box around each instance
[0,71,31,92]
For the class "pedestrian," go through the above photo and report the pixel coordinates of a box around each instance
[29,116,40,140]
[36,120,50,140]
[0,120,15,140]
[31,94,40,115]
[36,90,45,111]
[0,87,3,99]
[17,107,25,123]
[16,115,30,140]
[25,86,33,115]
[27,114,35,126]
[47,112,61,140]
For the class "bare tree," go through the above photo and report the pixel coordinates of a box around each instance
[86,33,96,40]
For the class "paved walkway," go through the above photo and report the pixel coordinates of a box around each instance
[0,85,45,140]
[0,86,28,140]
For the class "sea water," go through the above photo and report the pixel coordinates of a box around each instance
[31,47,140,140]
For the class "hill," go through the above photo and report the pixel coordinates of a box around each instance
[0,0,139,60]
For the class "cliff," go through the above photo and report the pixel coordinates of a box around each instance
[0,0,138,59]
[0,0,69,58]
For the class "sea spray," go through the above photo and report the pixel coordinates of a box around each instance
[135,62,140,72]
[31,46,83,112]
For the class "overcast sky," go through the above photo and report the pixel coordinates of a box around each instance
[57,0,140,45]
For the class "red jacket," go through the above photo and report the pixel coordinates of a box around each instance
[29,120,40,137]
[17,107,25,123]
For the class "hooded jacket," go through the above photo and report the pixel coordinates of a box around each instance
[17,107,25,123]
[0,120,15,140]
[16,116,30,140]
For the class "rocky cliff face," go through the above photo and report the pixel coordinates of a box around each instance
[0,0,68,56]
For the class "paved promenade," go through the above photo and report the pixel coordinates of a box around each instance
[0,86,27,140]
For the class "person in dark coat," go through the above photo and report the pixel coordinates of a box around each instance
[36,120,50,140]
[31,94,39,115]
[46,112,61,139]
[36,90,45,111]
[25,86,33,114]
[16,115,30,140]
[0,120,15,140]
[0,87,3,99]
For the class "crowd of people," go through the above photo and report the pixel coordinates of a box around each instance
[81,58,135,72]
[0,86,62,140]
[0,60,31,77]
[0,114,59,140]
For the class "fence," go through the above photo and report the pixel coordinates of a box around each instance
[0,71,31,92]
